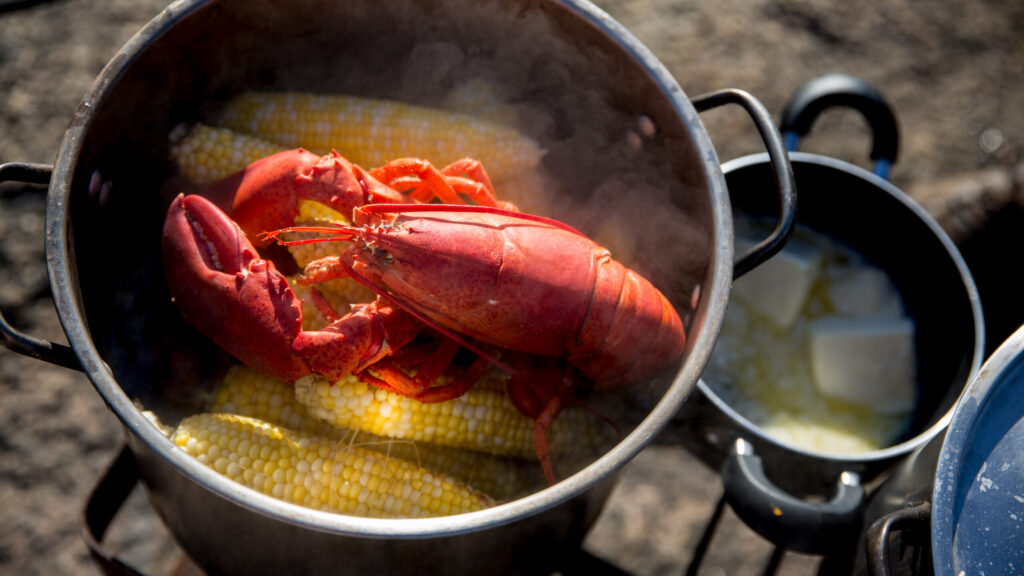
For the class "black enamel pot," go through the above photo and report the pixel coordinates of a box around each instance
[676,74,985,556]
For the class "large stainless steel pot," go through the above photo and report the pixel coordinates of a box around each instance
[0,1,795,574]
[676,75,985,556]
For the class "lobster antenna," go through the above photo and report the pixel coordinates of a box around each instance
[259,224,362,246]
[358,203,589,237]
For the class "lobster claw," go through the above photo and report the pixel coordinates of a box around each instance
[162,194,311,381]
[200,149,408,245]
[162,194,424,384]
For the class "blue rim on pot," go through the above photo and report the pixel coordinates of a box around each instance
[866,323,1024,575]
[932,321,1024,573]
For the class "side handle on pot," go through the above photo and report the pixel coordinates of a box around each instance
[692,89,796,279]
[0,162,81,371]
[780,73,899,179]
[864,501,932,576]
[721,438,865,556]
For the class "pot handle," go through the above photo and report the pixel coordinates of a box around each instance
[864,501,932,576]
[721,438,865,556]
[780,73,900,179]
[82,445,147,576]
[0,162,82,371]
[692,89,797,279]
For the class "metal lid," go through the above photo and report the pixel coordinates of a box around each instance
[932,324,1024,574]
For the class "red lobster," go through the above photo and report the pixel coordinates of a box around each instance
[162,148,686,483]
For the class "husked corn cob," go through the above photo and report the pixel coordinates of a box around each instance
[294,371,615,461]
[173,412,493,517]
[211,365,542,499]
[169,123,285,186]
[359,431,543,501]
[217,91,544,183]
[210,364,341,438]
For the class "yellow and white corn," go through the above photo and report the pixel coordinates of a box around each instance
[210,365,542,499]
[210,364,341,439]
[216,92,544,182]
[294,370,615,462]
[173,412,493,518]
[169,123,285,186]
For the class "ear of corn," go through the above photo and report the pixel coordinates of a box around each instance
[210,364,342,438]
[210,364,543,500]
[169,123,286,186]
[172,412,494,518]
[216,91,544,183]
[293,370,616,462]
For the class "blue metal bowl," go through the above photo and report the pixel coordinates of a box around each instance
[932,323,1024,574]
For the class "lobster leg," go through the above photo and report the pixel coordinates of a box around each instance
[415,353,493,403]
[506,360,578,486]
[440,158,495,195]
[420,158,498,206]
[369,158,500,207]
[533,396,565,486]
[292,298,424,381]
[397,337,462,387]
[359,337,484,401]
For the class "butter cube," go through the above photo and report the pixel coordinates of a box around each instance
[732,239,821,328]
[828,265,903,317]
[809,316,917,414]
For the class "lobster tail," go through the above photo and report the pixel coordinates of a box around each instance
[571,255,686,389]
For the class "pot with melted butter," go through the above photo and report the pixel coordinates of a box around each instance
[706,226,917,454]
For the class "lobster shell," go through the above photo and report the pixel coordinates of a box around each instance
[340,205,687,389]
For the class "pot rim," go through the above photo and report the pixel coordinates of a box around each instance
[44,0,735,538]
[931,323,1024,572]
[701,151,985,466]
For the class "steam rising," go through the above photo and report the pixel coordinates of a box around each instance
[210,0,714,311]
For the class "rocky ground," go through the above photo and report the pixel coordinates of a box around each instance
[1,0,1022,575]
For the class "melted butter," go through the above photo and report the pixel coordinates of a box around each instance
[706,228,913,454]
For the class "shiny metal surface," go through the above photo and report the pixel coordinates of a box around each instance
[34,0,785,573]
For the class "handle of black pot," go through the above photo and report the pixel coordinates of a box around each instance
[81,445,147,576]
[721,438,865,556]
[864,501,932,576]
[780,73,900,179]
[692,89,797,279]
[0,162,81,371]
